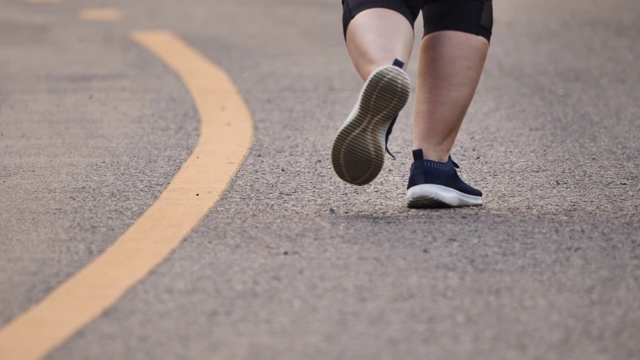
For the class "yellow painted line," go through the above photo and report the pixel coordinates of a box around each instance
[78,8,124,21]
[0,30,254,360]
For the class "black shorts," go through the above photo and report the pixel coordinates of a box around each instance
[342,0,493,41]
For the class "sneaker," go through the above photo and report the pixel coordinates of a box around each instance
[331,59,410,185]
[406,149,483,208]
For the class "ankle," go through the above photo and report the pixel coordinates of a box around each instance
[413,148,449,162]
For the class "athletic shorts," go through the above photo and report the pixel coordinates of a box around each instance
[342,0,493,41]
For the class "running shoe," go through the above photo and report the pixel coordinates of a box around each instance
[406,149,482,208]
[331,59,410,185]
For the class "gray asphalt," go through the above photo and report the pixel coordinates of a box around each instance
[1,0,639,359]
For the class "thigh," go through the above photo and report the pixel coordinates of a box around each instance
[420,0,493,41]
[342,0,424,37]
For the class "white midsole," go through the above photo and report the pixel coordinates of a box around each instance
[406,184,482,207]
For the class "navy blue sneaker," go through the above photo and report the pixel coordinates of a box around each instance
[406,149,483,208]
[331,59,410,186]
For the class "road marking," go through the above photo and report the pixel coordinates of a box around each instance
[0,30,254,360]
[78,8,124,21]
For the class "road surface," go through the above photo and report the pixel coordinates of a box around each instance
[1,0,638,359]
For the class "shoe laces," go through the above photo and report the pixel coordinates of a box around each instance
[384,116,397,160]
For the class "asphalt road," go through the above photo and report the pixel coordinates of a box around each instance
[1,0,639,359]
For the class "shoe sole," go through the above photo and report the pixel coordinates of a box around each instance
[331,66,410,186]
[406,184,483,208]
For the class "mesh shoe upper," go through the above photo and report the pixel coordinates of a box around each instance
[407,149,482,197]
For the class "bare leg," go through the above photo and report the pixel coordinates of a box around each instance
[412,31,489,162]
[345,8,414,80]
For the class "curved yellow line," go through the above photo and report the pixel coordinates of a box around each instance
[0,30,254,360]
[78,8,124,22]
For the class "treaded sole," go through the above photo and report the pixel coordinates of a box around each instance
[406,184,483,208]
[331,66,410,186]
